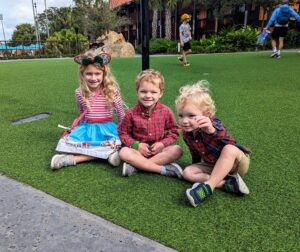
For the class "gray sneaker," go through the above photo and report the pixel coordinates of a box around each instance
[108,151,121,167]
[122,162,137,177]
[164,163,183,179]
[50,154,75,170]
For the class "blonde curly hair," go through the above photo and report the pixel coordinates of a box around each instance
[78,64,119,106]
[175,80,216,116]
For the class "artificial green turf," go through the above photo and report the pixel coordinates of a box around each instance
[0,52,299,251]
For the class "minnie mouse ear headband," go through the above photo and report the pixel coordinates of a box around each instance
[74,52,112,68]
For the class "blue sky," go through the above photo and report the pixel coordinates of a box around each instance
[0,0,73,40]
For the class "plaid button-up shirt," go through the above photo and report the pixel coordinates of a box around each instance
[183,117,251,164]
[118,102,180,147]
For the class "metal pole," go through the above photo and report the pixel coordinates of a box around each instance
[0,14,6,42]
[34,3,41,43]
[44,0,50,37]
[32,0,39,44]
[141,0,149,70]
[0,14,7,58]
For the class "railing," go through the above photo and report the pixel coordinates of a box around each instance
[0,40,89,60]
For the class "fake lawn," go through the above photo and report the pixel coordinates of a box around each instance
[0,52,299,251]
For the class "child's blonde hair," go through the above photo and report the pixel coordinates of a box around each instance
[135,69,165,92]
[78,64,120,106]
[175,80,216,116]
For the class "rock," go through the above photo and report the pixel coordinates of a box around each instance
[94,31,135,58]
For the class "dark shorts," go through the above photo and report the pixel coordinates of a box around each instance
[271,27,288,39]
[183,41,191,52]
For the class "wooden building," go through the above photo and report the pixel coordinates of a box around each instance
[110,0,300,46]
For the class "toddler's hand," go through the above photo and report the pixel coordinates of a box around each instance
[194,116,215,134]
[138,142,152,157]
[150,142,164,155]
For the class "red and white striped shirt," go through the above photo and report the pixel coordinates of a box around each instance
[75,89,125,123]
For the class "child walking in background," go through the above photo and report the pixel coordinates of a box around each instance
[175,81,251,207]
[178,13,192,67]
[51,52,125,170]
[117,69,183,178]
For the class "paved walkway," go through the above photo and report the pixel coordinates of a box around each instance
[0,174,177,252]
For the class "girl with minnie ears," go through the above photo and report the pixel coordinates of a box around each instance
[51,52,125,170]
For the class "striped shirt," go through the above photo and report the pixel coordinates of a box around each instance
[117,102,180,147]
[183,117,251,164]
[75,88,125,123]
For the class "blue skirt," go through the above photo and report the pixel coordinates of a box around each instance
[55,122,121,159]
[69,122,120,146]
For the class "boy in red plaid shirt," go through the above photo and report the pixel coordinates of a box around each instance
[175,81,251,207]
[117,69,183,178]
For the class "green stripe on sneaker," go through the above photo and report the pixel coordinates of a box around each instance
[195,184,211,201]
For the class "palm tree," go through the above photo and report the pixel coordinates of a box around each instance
[149,0,162,38]
[164,0,179,39]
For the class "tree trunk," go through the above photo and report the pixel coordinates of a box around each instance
[192,0,196,39]
[165,8,171,39]
[152,8,158,38]
[214,17,218,34]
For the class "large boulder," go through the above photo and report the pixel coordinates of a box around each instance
[95,31,135,58]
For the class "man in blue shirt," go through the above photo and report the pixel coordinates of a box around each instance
[264,0,300,58]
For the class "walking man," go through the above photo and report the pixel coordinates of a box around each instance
[264,0,300,58]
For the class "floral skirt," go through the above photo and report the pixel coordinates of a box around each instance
[55,122,121,159]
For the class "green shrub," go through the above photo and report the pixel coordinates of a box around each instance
[44,29,89,55]
[285,29,300,48]
[218,26,258,51]
[136,38,177,54]
[135,26,298,55]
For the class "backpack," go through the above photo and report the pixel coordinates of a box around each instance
[277,6,290,25]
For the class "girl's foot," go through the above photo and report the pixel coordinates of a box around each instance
[108,151,121,167]
[50,154,75,170]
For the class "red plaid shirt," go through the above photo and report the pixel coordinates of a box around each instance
[118,102,180,147]
[183,117,251,164]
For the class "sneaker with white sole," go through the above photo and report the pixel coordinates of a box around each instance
[164,163,183,179]
[50,154,75,170]
[186,183,213,207]
[122,162,137,177]
[270,51,278,58]
[108,151,121,167]
[177,56,183,63]
[221,174,249,195]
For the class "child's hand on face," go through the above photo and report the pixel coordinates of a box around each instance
[193,116,216,134]
[138,142,152,157]
[149,142,164,155]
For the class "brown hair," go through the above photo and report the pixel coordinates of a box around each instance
[135,69,165,92]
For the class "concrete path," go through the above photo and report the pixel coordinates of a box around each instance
[0,174,177,252]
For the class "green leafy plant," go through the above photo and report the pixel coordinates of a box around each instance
[218,26,258,51]
[44,29,89,56]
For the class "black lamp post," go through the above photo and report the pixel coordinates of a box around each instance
[141,0,149,70]
[75,27,79,54]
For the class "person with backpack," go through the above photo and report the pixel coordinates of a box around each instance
[264,0,300,58]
